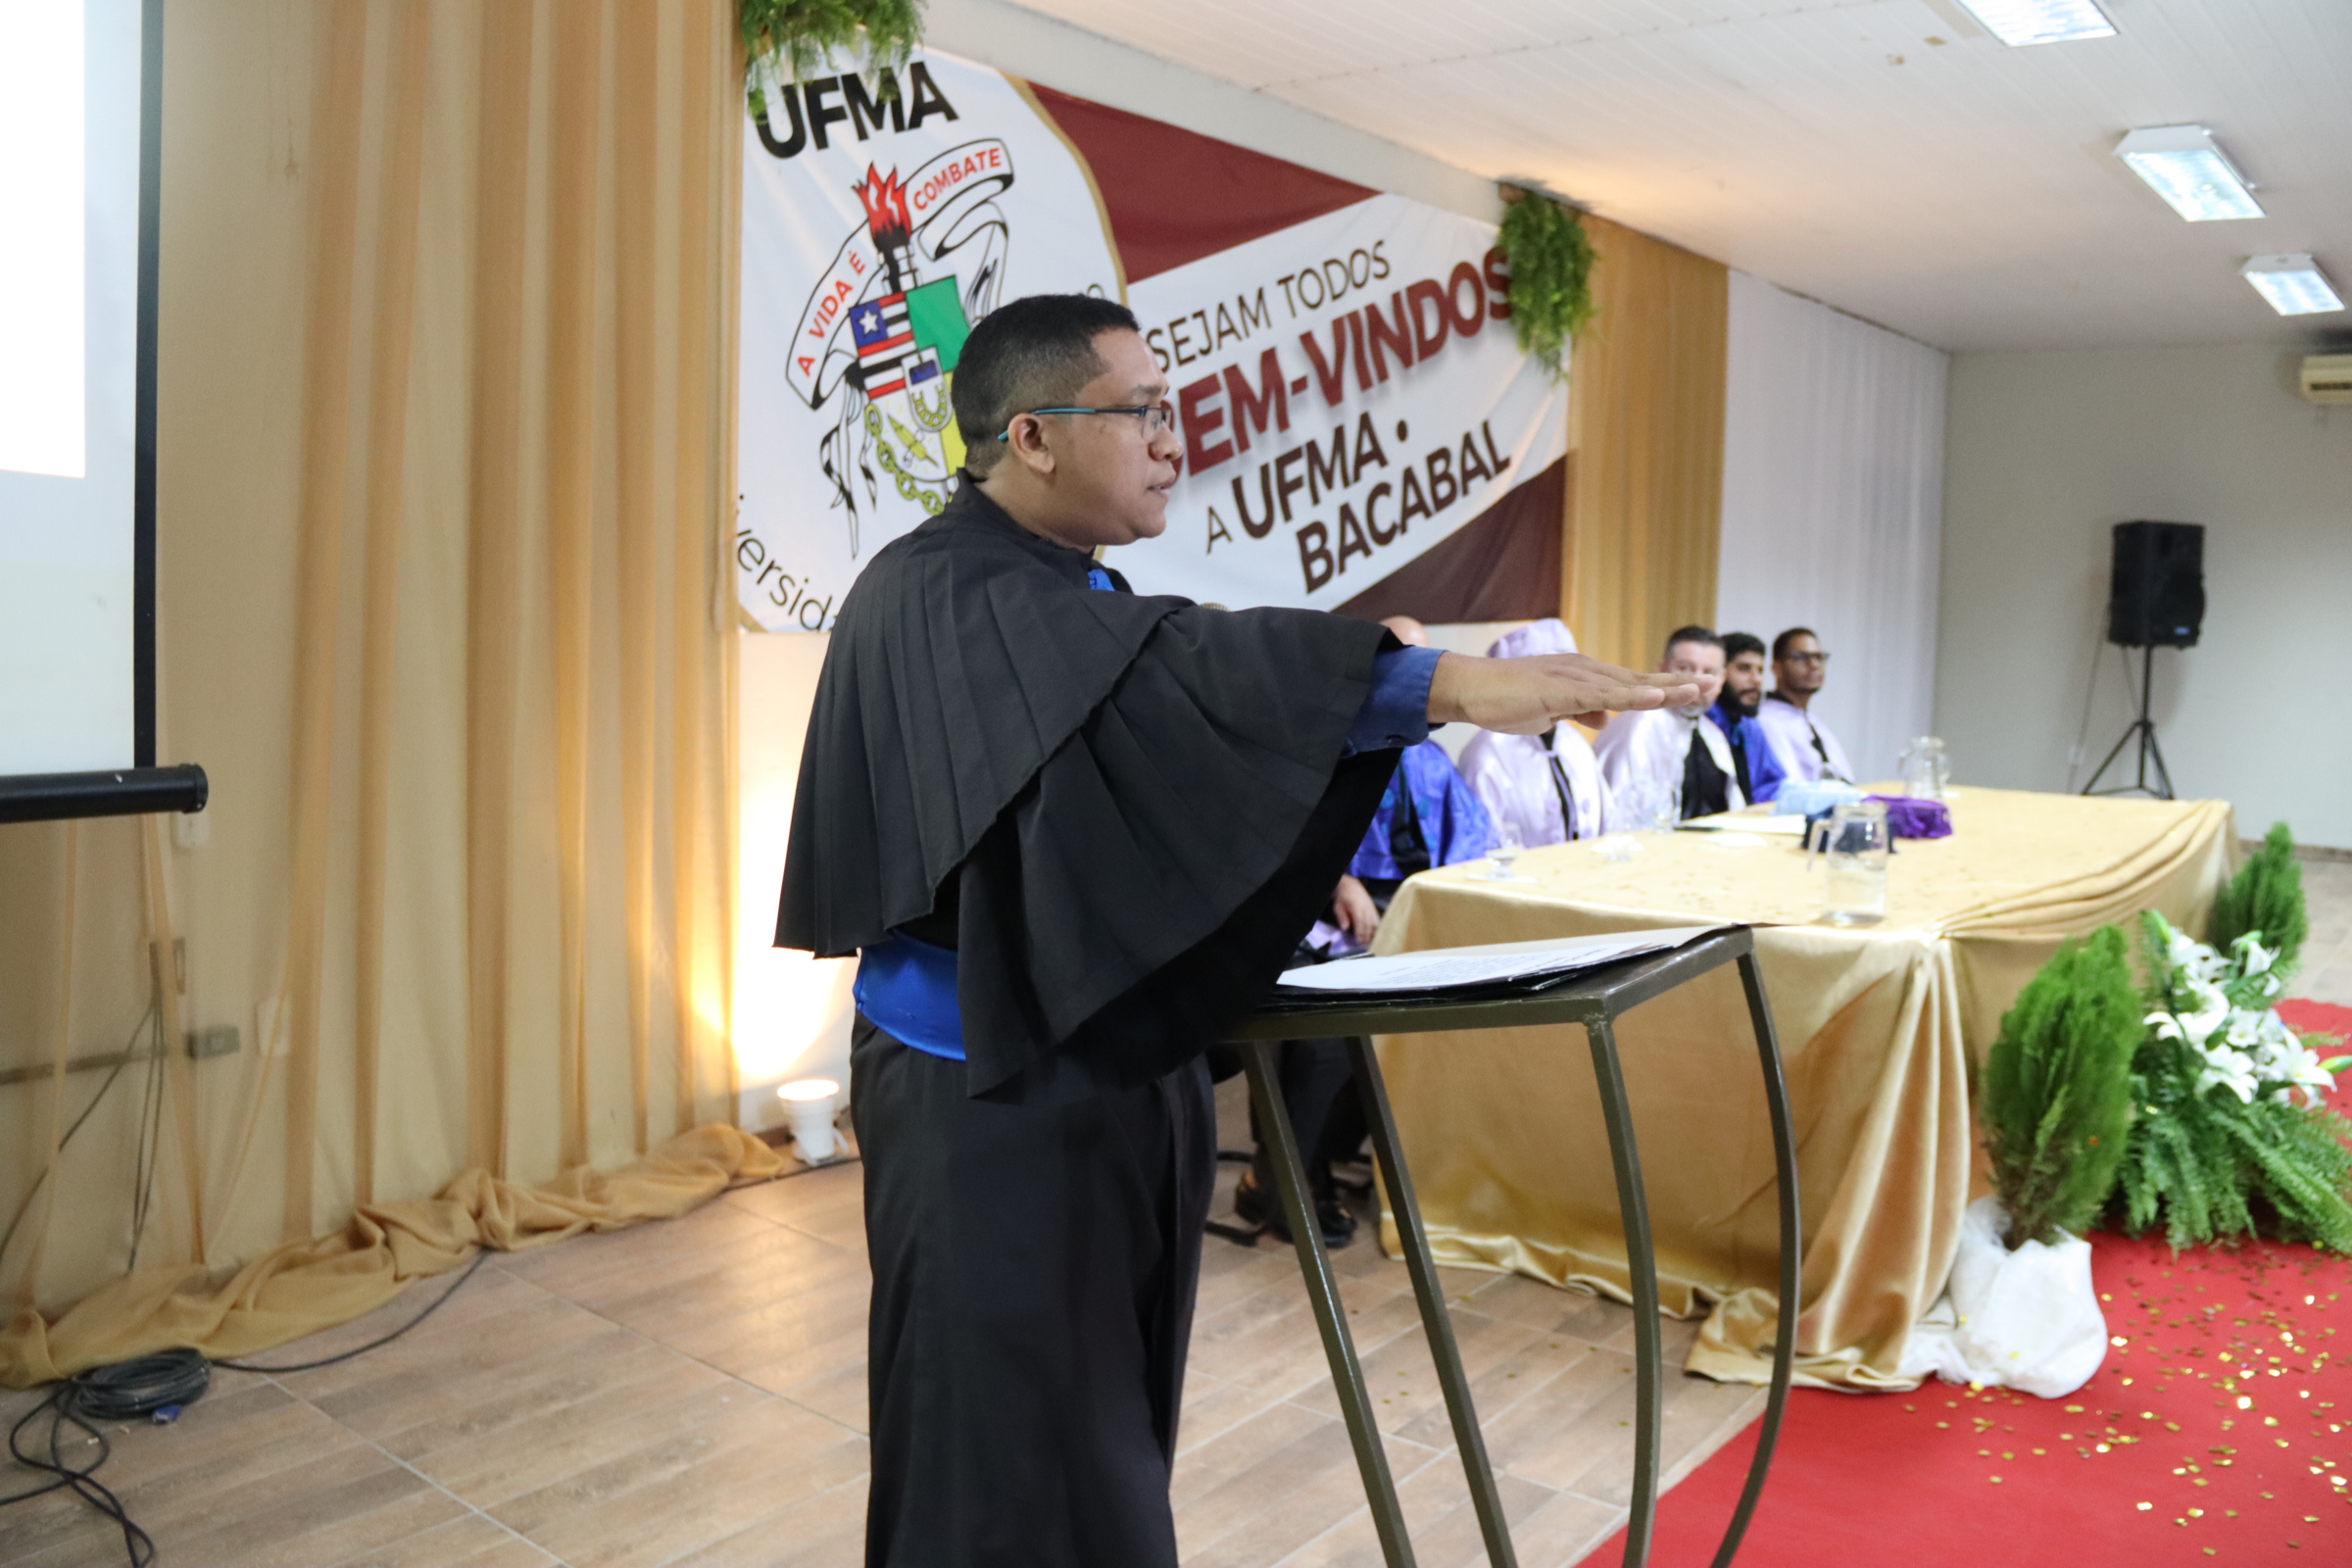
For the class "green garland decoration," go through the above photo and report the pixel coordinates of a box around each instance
[2118,910,2352,1251]
[1981,925,2140,1249]
[2211,821,2308,970]
[741,0,926,115]
[1497,191,1596,381]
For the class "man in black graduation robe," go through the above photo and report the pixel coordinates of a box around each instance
[776,295,1695,1568]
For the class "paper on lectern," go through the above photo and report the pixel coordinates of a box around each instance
[1275,927,1724,994]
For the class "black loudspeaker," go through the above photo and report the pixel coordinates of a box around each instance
[2107,520,2205,648]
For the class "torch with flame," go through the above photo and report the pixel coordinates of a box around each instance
[858,165,915,292]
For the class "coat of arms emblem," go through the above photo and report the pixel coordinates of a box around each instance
[787,144,1021,555]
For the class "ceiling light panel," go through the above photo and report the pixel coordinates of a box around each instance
[1954,0,2116,46]
[2241,255,2344,317]
[2115,125,2265,221]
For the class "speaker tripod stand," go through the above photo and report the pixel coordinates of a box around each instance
[2082,641,2176,800]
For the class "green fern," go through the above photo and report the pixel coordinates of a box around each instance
[740,0,926,98]
[1982,925,2141,1249]
[2211,821,2308,972]
[1496,193,1596,382]
[2118,1055,2352,1250]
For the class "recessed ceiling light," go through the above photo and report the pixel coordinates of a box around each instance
[2115,126,2265,222]
[1955,0,2117,46]
[2241,255,2345,317]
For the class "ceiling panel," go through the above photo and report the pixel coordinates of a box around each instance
[1001,0,2352,350]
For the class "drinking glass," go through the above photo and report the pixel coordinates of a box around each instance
[1482,818,1526,880]
[1809,800,1890,925]
[1625,775,1678,835]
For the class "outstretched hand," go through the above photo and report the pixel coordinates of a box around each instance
[1427,651,1700,734]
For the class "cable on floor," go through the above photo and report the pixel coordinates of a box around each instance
[1,1247,495,1564]
[215,1248,492,1374]
[0,1351,210,1568]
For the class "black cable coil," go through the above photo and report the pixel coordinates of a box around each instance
[3,1349,210,1567]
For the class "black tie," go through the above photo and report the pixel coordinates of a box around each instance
[1772,694,1849,785]
[1806,718,1848,783]
[1681,722,1731,819]
[1539,728,1578,841]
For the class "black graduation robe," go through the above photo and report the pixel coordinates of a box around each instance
[778,482,1397,1102]
[777,483,1400,1567]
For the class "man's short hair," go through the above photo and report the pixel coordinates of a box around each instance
[1662,624,1722,660]
[1771,626,1818,662]
[952,294,1142,474]
[1722,631,1766,662]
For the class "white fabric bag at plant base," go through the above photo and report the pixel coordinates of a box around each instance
[1897,1197,2109,1398]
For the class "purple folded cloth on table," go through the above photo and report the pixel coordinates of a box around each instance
[1867,795,1952,839]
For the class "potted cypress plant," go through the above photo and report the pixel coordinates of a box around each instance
[1903,925,2140,1396]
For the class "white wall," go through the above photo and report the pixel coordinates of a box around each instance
[1717,272,1948,784]
[736,632,857,1127]
[1936,342,2352,848]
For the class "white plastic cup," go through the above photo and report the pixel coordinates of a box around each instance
[778,1079,841,1161]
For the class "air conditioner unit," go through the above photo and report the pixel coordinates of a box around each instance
[2301,354,2352,406]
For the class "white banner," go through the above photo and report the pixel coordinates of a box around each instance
[1110,194,1564,610]
[735,52,1120,630]
[737,58,1563,627]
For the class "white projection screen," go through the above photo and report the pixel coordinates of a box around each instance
[0,0,203,822]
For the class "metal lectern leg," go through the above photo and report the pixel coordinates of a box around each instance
[1711,951,1802,1568]
[1241,1041,1416,1567]
[1347,1038,1518,1568]
[1584,1015,1663,1568]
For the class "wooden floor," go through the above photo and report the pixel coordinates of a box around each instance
[0,1104,1763,1568]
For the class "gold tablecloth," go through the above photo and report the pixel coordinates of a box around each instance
[1370,787,2232,1389]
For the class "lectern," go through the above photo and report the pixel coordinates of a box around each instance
[1229,925,1800,1568]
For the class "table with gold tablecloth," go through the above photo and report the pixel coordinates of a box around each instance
[1369,787,2233,1390]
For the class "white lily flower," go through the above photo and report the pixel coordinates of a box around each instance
[2197,1048,2260,1102]
[2278,1040,2335,1102]
[2144,923,2334,1109]
[2176,979,2230,1050]
[2158,917,2229,986]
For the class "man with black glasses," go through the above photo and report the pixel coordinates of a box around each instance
[776,294,1699,1567]
[1755,626,1855,785]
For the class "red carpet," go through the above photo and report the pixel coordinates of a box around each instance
[1610,1236,2351,1565]
[1595,1008,2352,1568]
[2279,998,2352,1041]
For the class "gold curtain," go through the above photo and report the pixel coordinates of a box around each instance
[1562,215,1729,673]
[0,0,743,1350]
